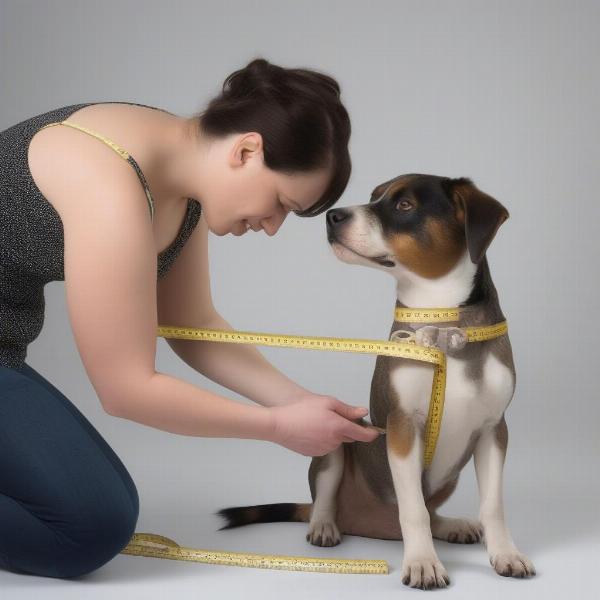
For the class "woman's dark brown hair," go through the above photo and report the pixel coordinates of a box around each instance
[192,57,352,218]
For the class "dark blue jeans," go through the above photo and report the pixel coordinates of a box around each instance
[0,361,139,579]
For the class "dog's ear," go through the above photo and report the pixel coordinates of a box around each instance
[441,177,510,264]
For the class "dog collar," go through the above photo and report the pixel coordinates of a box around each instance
[394,300,484,323]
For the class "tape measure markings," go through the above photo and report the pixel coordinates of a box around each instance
[121,533,388,574]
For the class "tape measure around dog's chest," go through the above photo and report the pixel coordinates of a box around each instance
[155,325,450,468]
[156,320,507,469]
[158,326,446,458]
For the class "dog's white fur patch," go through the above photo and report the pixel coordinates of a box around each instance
[388,350,515,494]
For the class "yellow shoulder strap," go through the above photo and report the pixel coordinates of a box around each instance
[39,121,130,160]
[38,121,154,222]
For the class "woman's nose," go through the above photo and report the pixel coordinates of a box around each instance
[266,213,287,235]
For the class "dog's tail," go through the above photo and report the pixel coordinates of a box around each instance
[215,502,312,530]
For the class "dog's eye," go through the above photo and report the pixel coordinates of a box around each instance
[395,199,413,211]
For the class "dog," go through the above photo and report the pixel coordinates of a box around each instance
[216,174,536,589]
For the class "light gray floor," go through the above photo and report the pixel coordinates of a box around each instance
[1,441,597,598]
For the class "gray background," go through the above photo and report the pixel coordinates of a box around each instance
[1,0,597,597]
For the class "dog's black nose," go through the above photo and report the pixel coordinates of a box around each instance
[326,208,351,228]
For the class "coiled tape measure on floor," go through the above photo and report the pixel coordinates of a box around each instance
[120,307,507,574]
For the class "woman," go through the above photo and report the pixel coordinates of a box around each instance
[0,58,379,579]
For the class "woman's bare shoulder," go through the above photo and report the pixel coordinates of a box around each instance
[27,103,162,221]
[29,125,134,222]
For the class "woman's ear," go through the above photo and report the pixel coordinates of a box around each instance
[441,177,510,264]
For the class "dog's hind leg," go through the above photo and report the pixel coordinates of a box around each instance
[306,446,344,546]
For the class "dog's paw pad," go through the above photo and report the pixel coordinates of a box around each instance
[490,550,536,577]
[306,519,341,547]
[401,555,450,589]
[431,516,483,544]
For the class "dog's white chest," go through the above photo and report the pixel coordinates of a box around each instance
[389,350,515,486]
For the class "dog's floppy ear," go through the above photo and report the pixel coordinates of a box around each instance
[441,177,510,264]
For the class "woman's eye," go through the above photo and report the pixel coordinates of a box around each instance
[395,199,413,211]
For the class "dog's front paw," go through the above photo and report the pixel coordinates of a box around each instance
[306,519,341,547]
[401,554,450,589]
[489,549,536,578]
[430,515,483,543]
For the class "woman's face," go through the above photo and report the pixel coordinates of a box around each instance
[197,131,331,236]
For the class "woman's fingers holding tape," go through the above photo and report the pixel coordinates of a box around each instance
[345,420,381,443]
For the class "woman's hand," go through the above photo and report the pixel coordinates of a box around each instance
[267,391,382,456]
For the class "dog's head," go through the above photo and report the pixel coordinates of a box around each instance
[325,174,509,278]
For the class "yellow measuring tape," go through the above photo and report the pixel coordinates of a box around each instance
[121,532,388,574]
[119,305,507,574]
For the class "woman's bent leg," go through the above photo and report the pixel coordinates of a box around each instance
[0,363,140,579]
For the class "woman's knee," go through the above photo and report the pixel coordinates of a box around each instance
[0,364,141,579]
[8,492,140,580]
[51,497,140,579]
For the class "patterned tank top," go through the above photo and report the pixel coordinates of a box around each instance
[0,101,203,368]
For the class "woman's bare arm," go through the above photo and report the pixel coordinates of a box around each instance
[163,312,310,408]
[155,212,310,408]
[107,371,274,440]
[37,130,277,442]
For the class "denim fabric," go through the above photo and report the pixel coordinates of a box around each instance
[0,362,139,579]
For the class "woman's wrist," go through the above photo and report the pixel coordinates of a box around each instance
[237,403,280,442]
[281,386,311,405]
